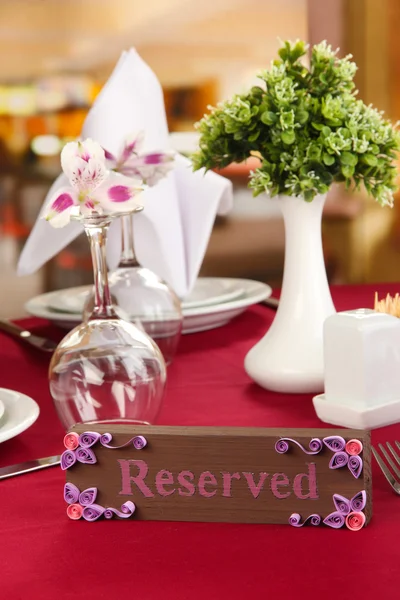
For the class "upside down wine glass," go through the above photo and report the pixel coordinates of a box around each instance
[83,213,183,365]
[49,209,167,430]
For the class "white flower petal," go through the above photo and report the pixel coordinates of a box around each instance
[82,138,106,163]
[61,139,107,187]
[94,172,144,214]
[60,142,80,177]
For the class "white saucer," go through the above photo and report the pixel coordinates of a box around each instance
[0,388,40,443]
[25,278,272,334]
[45,277,245,314]
[0,399,5,423]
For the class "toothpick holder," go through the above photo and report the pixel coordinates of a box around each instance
[313,309,400,429]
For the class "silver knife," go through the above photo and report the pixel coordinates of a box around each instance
[0,320,57,353]
[263,297,280,309]
[0,455,61,480]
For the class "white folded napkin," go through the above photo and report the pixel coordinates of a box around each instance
[17,48,233,298]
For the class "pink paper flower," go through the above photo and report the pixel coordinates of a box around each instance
[63,432,79,450]
[345,511,366,531]
[67,503,83,520]
[346,439,363,456]
[106,133,175,186]
[43,139,143,227]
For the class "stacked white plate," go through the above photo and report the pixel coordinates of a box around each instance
[25,277,272,334]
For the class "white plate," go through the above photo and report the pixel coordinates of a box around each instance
[0,399,5,423]
[25,278,272,335]
[0,388,40,443]
[45,278,245,314]
[46,285,89,315]
[183,278,245,309]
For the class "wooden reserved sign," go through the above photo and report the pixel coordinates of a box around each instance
[62,425,372,529]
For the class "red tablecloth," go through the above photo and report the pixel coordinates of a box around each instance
[2,284,400,600]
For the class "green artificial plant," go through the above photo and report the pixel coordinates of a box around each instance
[192,40,400,205]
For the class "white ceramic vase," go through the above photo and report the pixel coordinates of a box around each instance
[244,193,336,393]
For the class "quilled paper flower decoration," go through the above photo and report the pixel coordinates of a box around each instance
[43,138,144,227]
[64,483,136,522]
[275,435,363,478]
[105,132,175,186]
[60,431,147,470]
[63,431,146,521]
[276,435,367,530]
[289,491,367,531]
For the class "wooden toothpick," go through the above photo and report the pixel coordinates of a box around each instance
[374,292,400,318]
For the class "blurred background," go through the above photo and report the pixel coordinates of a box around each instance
[1,0,400,316]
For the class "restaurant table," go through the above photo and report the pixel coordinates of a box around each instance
[1,283,400,600]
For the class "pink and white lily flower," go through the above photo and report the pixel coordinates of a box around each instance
[44,139,143,228]
[105,133,175,186]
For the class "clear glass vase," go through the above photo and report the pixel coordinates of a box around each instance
[83,213,183,365]
[49,211,167,431]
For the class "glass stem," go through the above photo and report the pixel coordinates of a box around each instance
[85,221,116,319]
[118,214,139,268]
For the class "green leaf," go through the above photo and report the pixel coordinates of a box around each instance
[290,40,307,62]
[326,119,342,127]
[248,131,260,142]
[341,164,355,178]
[312,122,324,131]
[261,111,277,125]
[296,110,309,125]
[323,152,335,166]
[307,145,321,161]
[304,190,315,202]
[340,151,358,166]
[281,130,295,144]
[319,73,328,85]
[278,41,291,62]
[362,153,378,166]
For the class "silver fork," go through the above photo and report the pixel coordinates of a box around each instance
[372,441,400,494]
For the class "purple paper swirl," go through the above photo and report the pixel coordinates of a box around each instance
[100,433,113,445]
[75,447,97,464]
[323,511,345,529]
[323,436,346,452]
[348,455,363,479]
[82,504,105,522]
[61,450,77,470]
[100,433,148,450]
[329,451,349,469]
[289,513,321,527]
[350,490,366,511]
[79,487,98,506]
[333,493,351,515]
[64,482,80,504]
[104,501,136,519]
[79,431,101,448]
[133,435,147,450]
[275,438,323,455]
[275,439,289,453]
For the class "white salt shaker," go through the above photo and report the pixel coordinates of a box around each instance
[313,309,400,429]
